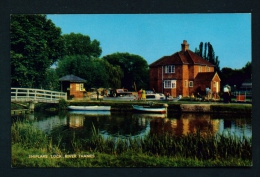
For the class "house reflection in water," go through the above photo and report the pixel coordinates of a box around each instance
[68,114,85,128]
[150,113,220,136]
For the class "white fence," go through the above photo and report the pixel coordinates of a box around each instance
[11,88,67,103]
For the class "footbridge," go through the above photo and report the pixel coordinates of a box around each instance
[11,88,67,111]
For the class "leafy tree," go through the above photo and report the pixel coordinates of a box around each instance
[11,14,63,88]
[41,68,60,91]
[102,60,124,89]
[220,61,251,90]
[56,55,110,89]
[62,33,102,58]
[103,52,149,90]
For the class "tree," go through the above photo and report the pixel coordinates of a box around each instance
[62,33,102,58]
[103,53,149,90]
[11,14,63,88]
[41,68,60,91]
[102,60,124,89]
[220,62,251,90]
[195,42,220,72]
[56,55,111,89]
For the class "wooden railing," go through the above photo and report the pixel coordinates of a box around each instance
[11,88,67,103]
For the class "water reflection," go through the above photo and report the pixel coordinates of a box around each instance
[150,113,220,136]
[15,111,252,139]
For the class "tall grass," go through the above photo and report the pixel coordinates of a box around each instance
[12,121,252,161]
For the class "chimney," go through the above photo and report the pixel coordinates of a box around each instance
[181,40,189,52]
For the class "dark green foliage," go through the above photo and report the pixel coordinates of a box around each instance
[195,42,220,72]
[62,33,102,58]
[103,52,149,90]
[56,55,111,88]
[220,62,251,90]
[11,14,63,88]
[58,98,67,110]
[41,68,60,91]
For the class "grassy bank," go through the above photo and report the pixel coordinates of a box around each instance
[12,121,252,167]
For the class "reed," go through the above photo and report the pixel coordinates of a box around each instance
[12,121,252,162]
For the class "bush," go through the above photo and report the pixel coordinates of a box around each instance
[58,98,67,110]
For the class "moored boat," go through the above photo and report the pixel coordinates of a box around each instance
[68,105,111,111]
[68,110,111,115]
[132,105,167,113]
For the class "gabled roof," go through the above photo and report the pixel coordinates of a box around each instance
[195,72,220,81]
[149,50,215,67]
[59,74,86,82]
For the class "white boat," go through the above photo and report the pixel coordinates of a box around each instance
[68,105,111,111]
[68,110,111,115]
[132,105,167,113]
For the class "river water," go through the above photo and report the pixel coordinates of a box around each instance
[13,111,252,141]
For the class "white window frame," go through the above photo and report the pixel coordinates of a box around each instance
[199,66,202,72]
[165,65,175,73]
[164,80,176,89]
[76,83,85,91]
[189,81,193,87]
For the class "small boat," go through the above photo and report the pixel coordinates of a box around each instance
[68,110,111,116]
[132,105,167,113]
[67,105,111,111]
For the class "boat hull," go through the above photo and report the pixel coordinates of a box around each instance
[132,105,166,113]
[68,106,111,111]
[68,110,111,115]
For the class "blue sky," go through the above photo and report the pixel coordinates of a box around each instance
[47,14,251,69]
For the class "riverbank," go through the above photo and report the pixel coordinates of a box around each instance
[65,100,252,114]
[12,99,251,115]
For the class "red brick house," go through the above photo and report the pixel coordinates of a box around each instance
[149,40,221,97]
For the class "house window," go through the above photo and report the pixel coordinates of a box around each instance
[76,83,85,91]
[206,66,210,72]
[213,81,216,87]
[165,65,175,73]
[184,80,188,87]
[189,81,193,87]
[164,80,176,88]
[80,83,85,91]
[199,66,202,72]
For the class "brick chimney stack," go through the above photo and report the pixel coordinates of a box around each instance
[181,40,189,52]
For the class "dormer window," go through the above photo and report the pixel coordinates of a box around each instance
[165,65,175,73]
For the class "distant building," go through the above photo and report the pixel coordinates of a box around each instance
[59,74,86,99]
[240,78,252,91]
[149,40,221,97]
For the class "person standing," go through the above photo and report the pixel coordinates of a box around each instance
[166,91,170,101]
[142,89,146,101]
[138,89,142,100]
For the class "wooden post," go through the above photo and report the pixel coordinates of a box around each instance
[29,101,35,112]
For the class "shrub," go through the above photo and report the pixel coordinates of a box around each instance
[58,98,67,110]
